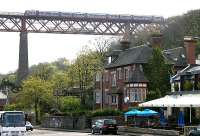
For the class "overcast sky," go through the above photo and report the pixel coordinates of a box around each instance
[0,0,200,74]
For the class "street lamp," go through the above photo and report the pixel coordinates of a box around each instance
[124,96,130,125]
[124,96,130,110]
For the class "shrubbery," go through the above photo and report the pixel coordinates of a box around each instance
[91,109,122,117]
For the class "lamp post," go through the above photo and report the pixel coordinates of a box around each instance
[124,96,130,110]
[124,96,130,125]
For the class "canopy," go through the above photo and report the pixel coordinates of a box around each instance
[139,94,200,107]
[124,109,141,116]
[137,109,159,117]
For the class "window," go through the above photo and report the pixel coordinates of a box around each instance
[96,92,101,103]
[111,72,116,87]
[129,88,144,102]
[117,68,122,80]
[96,73,101,81]
[139,64,143,71]
[105,72,109,82]
[111,95,117,104]
[124,68,129,81]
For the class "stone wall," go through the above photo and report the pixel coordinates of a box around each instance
[41,116,89,129]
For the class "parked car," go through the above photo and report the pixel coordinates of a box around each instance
[25,121,33,131]
[189,126,200,136]
[91,119,118,135]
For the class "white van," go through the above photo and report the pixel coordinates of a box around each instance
[0,111,26,136]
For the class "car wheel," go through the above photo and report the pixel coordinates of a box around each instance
[99,129,104,135]
[91,129,95,134]
[31,128,33,131]
[113,131,118,135]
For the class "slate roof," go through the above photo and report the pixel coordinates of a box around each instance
[106,44,187,69]
[171,64,200,82]
[125,64,149,83]
[105,44,153,69]
[162,47,187,66]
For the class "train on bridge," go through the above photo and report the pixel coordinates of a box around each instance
[24,10,164,23]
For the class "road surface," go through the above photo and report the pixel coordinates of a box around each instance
[25,129,160,136]
[26,129,121,136]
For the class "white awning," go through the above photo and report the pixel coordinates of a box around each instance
[139,94,200,107]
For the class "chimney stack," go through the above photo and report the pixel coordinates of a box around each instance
[184,36,197,64]
[120,23,131,50]
[151,33,163,48]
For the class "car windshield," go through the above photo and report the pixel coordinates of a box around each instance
[3,113,25,127]
[104,119,116,125]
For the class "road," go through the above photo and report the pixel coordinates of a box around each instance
[26,129,121,136]
[25,129,159,136]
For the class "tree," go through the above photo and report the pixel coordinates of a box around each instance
[19,76,53,124]
[60,96,81,113]
[144,48,172,100]
[51,72,69,109]
[183,80,193,91]
[30,63,56,81]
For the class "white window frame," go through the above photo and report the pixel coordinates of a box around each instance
[117,68,122,80]
[124,67,129,81]
[111,95,117,104]
[95,92,101,103]
[111,72,116,87]
[129,88,143,102]
[96,73,101,82]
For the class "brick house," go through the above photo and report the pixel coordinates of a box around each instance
[95,35,196,110]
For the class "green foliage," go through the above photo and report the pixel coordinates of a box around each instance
[60,96,81,112]
[19,76,54,124]
[197,82,200,90]
[30,63,56,81]
[4,103,24,111]
[144,48,172,100]
[91,109,122,117]
[174,83,179,91]
[183,80,193,91]
[146,88,161,101]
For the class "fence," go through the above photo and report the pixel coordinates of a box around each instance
[41,116,90,129]
[184,126,199,136]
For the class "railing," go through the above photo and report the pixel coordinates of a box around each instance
[184,126,199,136]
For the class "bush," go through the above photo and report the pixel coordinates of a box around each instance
[60,96,81,112]
[4,103,24,111]
[197,82,200,90]
[183,81,193,91]
[91,109,122,117]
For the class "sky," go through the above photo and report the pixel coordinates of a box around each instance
[0,0,200,74]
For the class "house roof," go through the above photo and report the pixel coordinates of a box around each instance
[105,45,152,69]
[105,43,187,69]
[162,47,187,66]
[125,64,149,83]
[171,64,200,82]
